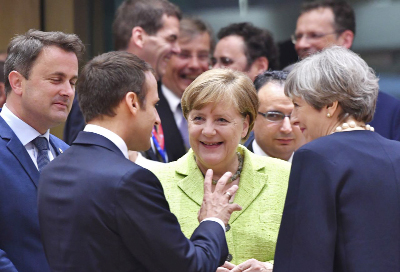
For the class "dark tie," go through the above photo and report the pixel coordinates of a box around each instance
[32,137,50,172]
[178,103,190,149]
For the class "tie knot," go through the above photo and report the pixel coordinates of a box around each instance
[32,137,49,151]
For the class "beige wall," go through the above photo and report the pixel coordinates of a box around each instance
[0,0,75,139]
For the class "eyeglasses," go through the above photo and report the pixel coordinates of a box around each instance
[291,31,342,44]
[258,111,291,122]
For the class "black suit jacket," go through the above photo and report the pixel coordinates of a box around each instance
[143,83,187,162]
[38,131,228,272]
[369,91,400,141]
[274,131,400,271]
[63,95,85,145]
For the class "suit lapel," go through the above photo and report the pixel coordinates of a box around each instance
[176,151,204,206]
[228,148,268,223]
[0,118,39,187]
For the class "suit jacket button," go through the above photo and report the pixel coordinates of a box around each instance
[225,224,231,232]
[226,253,233,262]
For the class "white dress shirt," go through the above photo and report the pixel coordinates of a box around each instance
[0,104,55,170]
[252,139,293,163]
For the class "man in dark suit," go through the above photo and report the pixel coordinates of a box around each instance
[290,0,400,140]
[38,51,241,271]
[63,0,181,147]
[149,17,213,163]
[0,30,84,272]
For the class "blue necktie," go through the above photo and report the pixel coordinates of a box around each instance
[32,137,50,172]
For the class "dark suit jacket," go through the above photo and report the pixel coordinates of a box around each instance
[38,131,228,272]
[0,116,68,272]
[243,131,255,152]
[143,83,187,162]
[63,95,85,145]
[274,131,400,272]
[369,91,400,141]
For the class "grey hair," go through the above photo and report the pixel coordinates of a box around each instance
[284,46,379,123]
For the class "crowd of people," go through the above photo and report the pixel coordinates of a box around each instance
[1,0,400,271]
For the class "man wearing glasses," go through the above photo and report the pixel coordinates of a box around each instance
[244,71,305,162]
[289,0,400,141]
[291,0,354,60]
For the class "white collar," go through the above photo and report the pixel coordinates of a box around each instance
[0,104,50,146]
[84,124,129,159]
[252,139,293,162]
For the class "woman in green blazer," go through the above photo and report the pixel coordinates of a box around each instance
[149,69,290,272]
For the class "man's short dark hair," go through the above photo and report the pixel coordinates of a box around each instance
[78,51,155,123]
[113,0,182,51]
[180,17,215,53]
[4,29,85,95]
[301,0,356,36]
[254,70,288,92]
[217,22,279,70]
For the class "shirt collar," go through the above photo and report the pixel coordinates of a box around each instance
[253,139,293,162]
[161,84,181,113]
[84,124,129,159]
[0,104,50,146]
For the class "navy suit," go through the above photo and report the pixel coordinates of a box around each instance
[63,95,85,145]
[369,91,400,141]
[38,131,228,272]
[243,131,255,152]
[0,116,68,272]
[274,131,400,272]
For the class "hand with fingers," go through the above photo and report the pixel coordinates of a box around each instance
[198,169,242,225]
[230,259,273,272]
[216,261,236,272]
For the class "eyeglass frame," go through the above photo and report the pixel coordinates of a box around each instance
[257,111,291,122]
[291,30,344,45]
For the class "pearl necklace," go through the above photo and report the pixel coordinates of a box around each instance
[334,121,374,133]
[212,152,243,185]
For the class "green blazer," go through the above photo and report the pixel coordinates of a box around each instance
[150,145,290,264]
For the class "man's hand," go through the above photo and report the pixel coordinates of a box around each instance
[198,169,242,225]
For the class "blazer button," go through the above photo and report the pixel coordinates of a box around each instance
[225,224,231,232]
[226,253,233,262]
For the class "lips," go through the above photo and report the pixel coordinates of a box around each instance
[277,139,293,145]
[180,74,200,80]
[200,141,222,147]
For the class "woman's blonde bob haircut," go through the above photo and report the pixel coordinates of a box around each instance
[285,46,379,123]
[181,68,258,140]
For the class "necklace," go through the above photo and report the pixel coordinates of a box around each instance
[212,152,243,185]
[334,120,374,133]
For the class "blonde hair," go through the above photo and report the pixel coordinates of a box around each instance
[181,68,258,140]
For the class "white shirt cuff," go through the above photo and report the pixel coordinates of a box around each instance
[200,217,226,232]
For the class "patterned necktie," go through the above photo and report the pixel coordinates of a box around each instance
[178,103,190,149]
[32,137,50,172]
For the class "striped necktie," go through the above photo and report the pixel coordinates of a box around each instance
[32,137,50,172]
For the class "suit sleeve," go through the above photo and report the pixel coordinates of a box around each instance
[0,249,18,272]
[115,167,228,272]
[273,149,338,272]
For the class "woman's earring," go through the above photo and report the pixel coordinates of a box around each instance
[327,113,331,118]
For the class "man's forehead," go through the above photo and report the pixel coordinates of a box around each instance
[297,7,335,30]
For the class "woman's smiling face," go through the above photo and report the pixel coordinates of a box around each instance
[188,101,249,172]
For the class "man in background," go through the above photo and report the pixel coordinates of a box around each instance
[0,29,84,272]
[291,0,400,140]
[245,71,304,161]
[64,0,181,146]
[212,22,279,81]
[136,17,213,163]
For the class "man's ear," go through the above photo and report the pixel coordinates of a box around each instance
[249,56,269,77]
[125,91,140,115]
[338,30,354,49]
[8,71,24,96]
[130,26,146,49]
